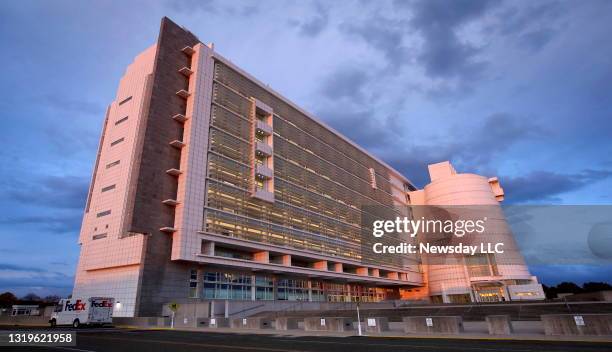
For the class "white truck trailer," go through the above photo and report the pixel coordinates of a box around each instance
[49,297,114,328]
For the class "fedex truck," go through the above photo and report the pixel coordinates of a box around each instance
[49,297,114,328]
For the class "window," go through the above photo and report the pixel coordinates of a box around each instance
[189,269,198,298]
[118,96,132,105]
[96,210,111,218]
[115,116,128,125]
[203,272,251,300]
[101,184,116,192]
[255,275,273,300]
[110,137,125,146]
[276,279,308,301]
[106,160,120,169]
[92,233,108,240]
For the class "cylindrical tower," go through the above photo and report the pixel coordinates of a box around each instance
[409,161,544,303]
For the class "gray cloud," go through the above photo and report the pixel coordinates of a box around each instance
[6,175,89,210]
[340,18,409,68]
[502,169,612,203]
[0,262,73,297]
[496,1,563,35]
[167,0,259,16]
[359,113,544,187]
[40,94,104,116]
[409,0,498,79]
[319,66,370,101]
[289,2,329,37]
[518,28,557,52]
[0,213,83,234]
[494,1,564,52]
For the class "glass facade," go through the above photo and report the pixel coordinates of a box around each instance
[203,272,252,300]
[195,61,420,303]
[200,271,391,302]
[203,61,418,270]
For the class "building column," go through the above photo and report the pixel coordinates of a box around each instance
[281,255,291,266]
[313,260,327,270]
[197,267,205,299]
[308,280,313,302]
[251,274,256,301]
[254,251,269,263]
[333,263,343,273]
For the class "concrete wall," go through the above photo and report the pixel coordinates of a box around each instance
[403,316,464,334]
[541,314,611,336]
[486,315,513,335]
[304,317,353,332]
[230,317,273,329]
[363,317,389,333]
[275,317,299,330]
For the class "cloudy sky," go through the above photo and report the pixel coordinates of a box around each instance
[1,0,611,297]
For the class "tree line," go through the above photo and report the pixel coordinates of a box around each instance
[542,281,611,299]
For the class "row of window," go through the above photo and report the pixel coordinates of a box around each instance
[193,270,390,302]
[90,97,131,240]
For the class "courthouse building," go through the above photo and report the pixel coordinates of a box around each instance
[73,18,543,317]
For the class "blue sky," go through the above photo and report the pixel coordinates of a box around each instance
[1,0,611,297]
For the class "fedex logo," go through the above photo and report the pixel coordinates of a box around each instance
[92,300,113,308]
[65,300,86,311]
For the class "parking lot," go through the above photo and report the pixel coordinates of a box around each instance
[1,326,611,352]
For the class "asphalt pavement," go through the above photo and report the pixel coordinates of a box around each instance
[1,326,611,352]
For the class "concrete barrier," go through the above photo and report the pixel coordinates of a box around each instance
[113,317,170,328]
[541,314,612,336]
[197,317,230,328]
[403,316,464,335]
[304,317,353,332]
[230,317,273,329]
[275,317,299,330]
[363,317,389,333]
[486,315,513,335]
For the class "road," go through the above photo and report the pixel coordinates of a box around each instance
[1,326,610,352]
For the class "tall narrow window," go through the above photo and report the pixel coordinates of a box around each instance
[101,184,116,193]
[96,210,111,218]
[115,116,128,125]
[189,269,198,298]
[106,160,120,169]
[92,233,107,240]
[110,137,125,146]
